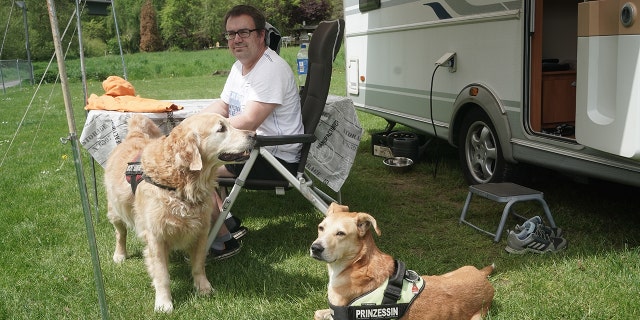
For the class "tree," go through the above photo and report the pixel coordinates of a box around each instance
[103,0,146,54]
[1,1,77,61]
[139,0,163,52]
[292,0,333,26]
[0,0,344,59]
[259,0,297,36]
[159,0,201,49]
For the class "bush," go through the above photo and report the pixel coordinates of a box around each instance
[83,38,109,58]
[33,70,59,84]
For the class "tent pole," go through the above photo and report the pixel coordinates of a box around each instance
[46,0,109,318]
[110,0,128,79]
[74,0,101,218]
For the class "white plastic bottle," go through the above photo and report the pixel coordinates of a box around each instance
[296,43,309,90]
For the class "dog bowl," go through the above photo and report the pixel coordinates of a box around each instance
[383,157,414,173]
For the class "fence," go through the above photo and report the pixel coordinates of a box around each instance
[1,59,34,93]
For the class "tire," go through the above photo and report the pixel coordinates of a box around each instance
[458,109,511,184]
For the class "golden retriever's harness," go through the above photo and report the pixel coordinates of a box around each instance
[329,260,425,320]
[125,154,176,194]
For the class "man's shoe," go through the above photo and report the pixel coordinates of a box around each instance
[515,216,563,238]
[225,215,248,240]
[208,237,241,261]
[505,223,567,254]
[231,226,248,240]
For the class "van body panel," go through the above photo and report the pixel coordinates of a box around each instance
[576,0,640,159]
[344,0,640,186]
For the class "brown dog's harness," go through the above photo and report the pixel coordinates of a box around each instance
[329,260,424,320]
[125,154,176,194]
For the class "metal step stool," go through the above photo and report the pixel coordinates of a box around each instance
[459,182,557,242]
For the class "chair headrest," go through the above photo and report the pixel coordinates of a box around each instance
[308,19,344,63]
[265,22,282,54]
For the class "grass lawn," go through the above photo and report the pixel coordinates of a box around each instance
[1,47,639,319]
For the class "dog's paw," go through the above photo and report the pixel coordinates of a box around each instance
[314,309,333,320]
[154,300,173,313]
[112,253,126,263]
[195,279,213,296]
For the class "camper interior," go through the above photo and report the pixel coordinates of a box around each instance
[530,0,578,138]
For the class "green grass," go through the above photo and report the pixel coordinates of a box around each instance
[1,48,640,319]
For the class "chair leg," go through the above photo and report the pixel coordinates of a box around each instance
[260,149,331,214]
[219,186,229,200]
[207,149,260,249]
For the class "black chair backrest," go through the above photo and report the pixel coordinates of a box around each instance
[297,19,345,173]
[265,22,282,54]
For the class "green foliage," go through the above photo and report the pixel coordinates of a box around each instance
[260,0,298,35]
[1,1,104,59]
[0,0,344,60]
[82,19,110,43]
[31,48,243,83]
[160,0,197,49]
[102,0,146,53]
[29,46,316,84]
[83,38,109,58]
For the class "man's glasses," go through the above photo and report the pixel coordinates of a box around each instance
[224,29,260,40]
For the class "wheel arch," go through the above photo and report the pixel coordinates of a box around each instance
[448,83,515,163]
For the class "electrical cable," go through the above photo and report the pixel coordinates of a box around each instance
[430,65,440,139]
[428,65,441,178]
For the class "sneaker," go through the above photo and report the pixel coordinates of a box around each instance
[225,215,248,240]
[505,223,567,254]
[515,216,563,238]
[231,226,248,240]
[208,237,241,261]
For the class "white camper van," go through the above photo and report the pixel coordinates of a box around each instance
[343,0,640,186]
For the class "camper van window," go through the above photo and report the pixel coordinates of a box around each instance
[359,0,381,12]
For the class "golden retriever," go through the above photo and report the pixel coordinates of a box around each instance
[104,113,254,312]
[311,203,495,320]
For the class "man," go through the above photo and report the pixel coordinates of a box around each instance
[201,5,304,260]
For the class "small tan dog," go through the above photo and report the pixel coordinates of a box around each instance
[310,203,495,320]
[104,114,254,312]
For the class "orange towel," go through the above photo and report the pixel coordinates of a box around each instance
[84,76,183,113]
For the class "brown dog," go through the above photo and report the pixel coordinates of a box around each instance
[310,203,495,320]
[104,113,254,312]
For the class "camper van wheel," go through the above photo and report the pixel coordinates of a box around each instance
[458,109,509,184]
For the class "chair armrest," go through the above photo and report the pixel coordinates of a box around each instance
[255,134,316,147]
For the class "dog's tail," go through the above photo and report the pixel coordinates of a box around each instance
[480,263,495,277]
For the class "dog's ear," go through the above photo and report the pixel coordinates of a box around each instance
[326,202,349,215]
[174,131,203,171]
[356,212,381,237]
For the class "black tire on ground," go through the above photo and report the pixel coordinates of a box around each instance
[457,108,512,184]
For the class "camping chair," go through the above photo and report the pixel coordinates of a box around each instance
[207,19,346,248]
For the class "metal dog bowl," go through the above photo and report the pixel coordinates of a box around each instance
[383,157,414,173]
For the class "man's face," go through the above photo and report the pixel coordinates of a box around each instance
[226,15,265,64]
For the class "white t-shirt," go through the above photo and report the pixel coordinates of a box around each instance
[220,48,304,163]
